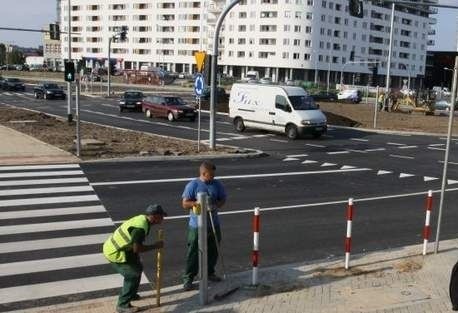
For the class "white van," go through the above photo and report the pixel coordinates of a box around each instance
[229,83,327,139]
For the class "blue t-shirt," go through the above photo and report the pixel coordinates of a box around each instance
[182,178,227,229]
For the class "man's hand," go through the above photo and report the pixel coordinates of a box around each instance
[192,203,201,215]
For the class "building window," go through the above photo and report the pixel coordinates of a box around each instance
[282,52,289,59]
[304,54,310,60]
[294,25,301,32]
[304,40,311,47]
[284,25,291,32]
[293,53,300,59]
[295,12,301,19]
[321,1,326,8]
[237,51,245,57]
[306,12,312,20]
[293,39,300,46]
[283,38,290,45]
[285,11,291,18]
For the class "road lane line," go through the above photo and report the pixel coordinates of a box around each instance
[350,138,369,142]
[428,147,446,151]
[398,145,418,149]
[429,144,445,147]
[0,170,83,179]
[0,205,105,220]
[286,154,308,158]
[438,161,458,165]
[0,164,80,171]
[327,151,350,155]
[389,154,414,159]
[0,185,93,196]
[0,218,113,235]
[365,148,386,152]
[0,177,88,187]
[0,195,99,207]
[305,144,326,148]
[270,139,288,143]
[387,142,406,146]
[91,168,372,186]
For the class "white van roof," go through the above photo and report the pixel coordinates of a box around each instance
[232,83,307,96]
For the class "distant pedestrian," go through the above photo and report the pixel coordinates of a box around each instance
[103,204,167,313]
[182,161,227,291]
[378,93,384,111]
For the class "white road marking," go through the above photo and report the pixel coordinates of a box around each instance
[428,147,446,151]
[398,145,418,149]
[252,134,275,138]
[282,157,300,162]
[387,142,406,146]
[0,233,110,254]
[91,167,372,186]
[25,92,34,96]
[321,162,337,167]
[327,151,350,155]
[440,137,458,141]
[346,149,367,154]
[0,218,113,235]
[305,143,326,148]
[399,173,415,178]
[216,138,232,141]
[365,148,386,152]
[350,138,369,142]
[389,154,414,159]
[0,194,99,207]
[270,139,289,143]
[230,136,250,140]
[429,143,445,147]
[438,161,458,166]
[3,92,12,96]
[448,179,458,185]
[0,253,106,277]
[286,154,308,158]
[0,170,83,179]
[340,166,356,170]
[377,170,393,175]
[0,164,79,171]
[302,160,318,164]
[424,176,439,182]
[0,177,88,187]
[0,185,93,197]
[0,274,148,305]
[0,205,105,220]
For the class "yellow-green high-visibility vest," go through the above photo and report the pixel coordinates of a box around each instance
[103,215,150,263]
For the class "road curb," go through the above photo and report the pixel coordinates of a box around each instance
[330,124,457,138]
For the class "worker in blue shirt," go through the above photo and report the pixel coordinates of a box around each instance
[181,161,227,291]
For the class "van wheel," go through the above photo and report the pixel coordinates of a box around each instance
[234,117,245,132]
[286,124,298,140]
[167,111,175,121]
[146,109,152,118]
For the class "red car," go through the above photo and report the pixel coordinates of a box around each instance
[142,95,197,121]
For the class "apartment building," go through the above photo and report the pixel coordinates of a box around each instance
[59,0,437,87]
[43,24,63,71]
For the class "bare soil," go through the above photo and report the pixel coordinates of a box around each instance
[0,107,237,160]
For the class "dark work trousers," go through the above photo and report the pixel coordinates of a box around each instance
[111,258,143,308]
[183,226,221,283]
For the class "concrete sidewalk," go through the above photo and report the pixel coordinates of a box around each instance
[0,125,79,165]
[17,238,458,313]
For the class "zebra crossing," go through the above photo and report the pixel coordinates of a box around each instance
[0,163,147,311]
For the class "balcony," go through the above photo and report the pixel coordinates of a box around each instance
[427,39,435,46]
[429,17,437,25]
[429,7,438,14]
[428,29,436,36]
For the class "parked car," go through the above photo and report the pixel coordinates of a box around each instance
[33,83,66,100]
[2,78,25,91]
[119,90,144,112]
[201,86,228,101]
[337,89,362,103]
[259,77,273,84]
[310,91,338,102]
[142,95,197,121]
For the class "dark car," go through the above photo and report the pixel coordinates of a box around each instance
[201,86,228,101]
[33,83,66,100]
[310,91,337,102]
[119,91,144,112]
[2,78,26,91]
[142,95,197,121]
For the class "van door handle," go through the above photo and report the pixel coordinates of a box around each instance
[269,112,275,115]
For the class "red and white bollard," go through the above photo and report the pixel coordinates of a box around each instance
[252,207,260,286]
[344,198,354,270]
[422,190,433,255]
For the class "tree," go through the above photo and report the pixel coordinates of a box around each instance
[9,49,25,65]
[0,44,5,66]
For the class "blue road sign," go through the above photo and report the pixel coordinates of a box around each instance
[194,74,204,97]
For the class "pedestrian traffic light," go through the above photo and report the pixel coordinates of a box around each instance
[349,0,363,18]
[120,26,128,41]
[49,23,60,40]
[64,61,75,82]
[350,51,355,62]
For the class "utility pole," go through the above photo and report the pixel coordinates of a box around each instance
[67,0,73,123]
[385,2,395,105]
[107,36,112,97]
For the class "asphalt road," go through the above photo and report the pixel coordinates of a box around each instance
[1,87,458,310]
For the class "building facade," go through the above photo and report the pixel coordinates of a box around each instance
[59,0,437,87]
[43,24,63,71]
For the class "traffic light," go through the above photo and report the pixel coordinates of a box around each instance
[350,51,355,62]
[120,26,128,41]
[64,61,75,82]
[349,0,363,18]
[49,23,60,40]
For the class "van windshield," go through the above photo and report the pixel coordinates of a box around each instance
[288,96,318,110]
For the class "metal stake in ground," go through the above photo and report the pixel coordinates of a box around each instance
[156,229,164,307]
[422,190,433,256]
[197,192,208,305]
[344,198,354,270]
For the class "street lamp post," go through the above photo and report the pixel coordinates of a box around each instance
[385,3,395,104]
[67,0,72,123]
[313,50,318,85]
[107,36,112,97]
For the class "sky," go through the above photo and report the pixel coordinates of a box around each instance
[0,0,456,51]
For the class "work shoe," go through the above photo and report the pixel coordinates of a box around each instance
[116,305,139,313]
[131,294,141,301]
[183,281,194,291]
[208,274,222,282]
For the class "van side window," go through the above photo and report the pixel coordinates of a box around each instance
[275,95,290,111]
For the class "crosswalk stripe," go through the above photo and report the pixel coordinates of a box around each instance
[0,170,83,179]
[3,92,12,96]
[0,233,110,254]
[0,164,80,171]
[0,194,99,207]
[0,218,113,235]
[0,253,106,277]
[0,205,106,220]
[0,177,88,187]
[0,274,149,305]
[0,185,93,197]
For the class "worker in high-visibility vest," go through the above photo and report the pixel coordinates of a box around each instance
[103,204,167,313]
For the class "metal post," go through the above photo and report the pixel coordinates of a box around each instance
[373,86,379,128]
[365,85,369,105]
[156,229,164,307]
[107,37,112,97]
[197,97,201,152]
[434,56,458,254]
[385,3,395,103]
[326,62,331,93]
[197,192,208,305]
[75,77,81,157]
[67,0,72,123]
[314,52,318,85]
[210,0,241,150]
